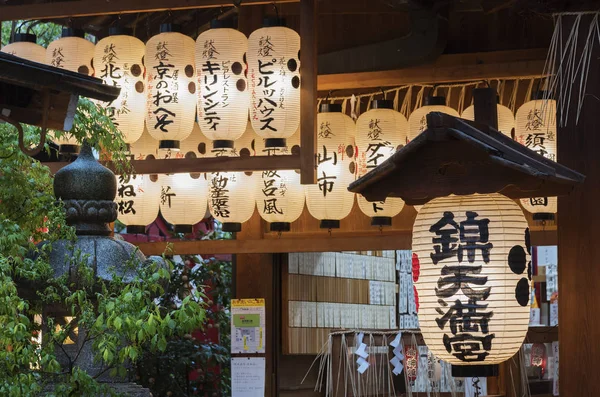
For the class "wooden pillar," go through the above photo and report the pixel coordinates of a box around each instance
[557,15,600,397]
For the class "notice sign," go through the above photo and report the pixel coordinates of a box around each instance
[231,298,266,354]
[232,357,266,397]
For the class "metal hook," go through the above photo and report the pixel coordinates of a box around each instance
[380,87,386,99]
[328,228,332,237]
[272,1,280,19]
[325,90,337,102]
[277,231,282,239]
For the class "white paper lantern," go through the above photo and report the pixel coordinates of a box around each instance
[145,25,196,150]
[305,104,356,229]
[248,21,300,148]
[130,125,158,160]
[408,96,460,142]
[1,33,46,64]
[355,100,407,225]
[94,28,146,144]
[116,174,161,233]
[46,28,94,75]
[196,23,249,150]
[413,193,531,369]
[461,103,515,138]
[160,173,208,233]
[180,122,210,159]
[515,96,557,219]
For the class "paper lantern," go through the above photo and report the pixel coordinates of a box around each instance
[160,173,208,233]
[413,193,531,373]
[94,28,146,144]
[515,96,558,219]
[255,130,304,231]
[1,33,46,64]
[146,25,196,150]
[196,22,249,150]
[408,96,460,142]
[305,104,355,229]
[46,28,94,75]
[355,100,407,225]
[180,122,210,159]
[248,20,300,148]
[130,125,158,160]
[461,103,515,138]
[116,174,161,234]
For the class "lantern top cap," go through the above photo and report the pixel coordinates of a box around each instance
[160,23,182,33]
[319,103,343,113]
[11,33,37,44]
[61,27,85,38]
[371,99,393,110]
[423,95,446,106]
[263,17,287,27]
[108,26,134,36]
[210,19,235,29]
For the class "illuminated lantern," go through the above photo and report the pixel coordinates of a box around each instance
[160,173,208,233]
[196,21,249,151]
[413,193,531,374]
[305,104,355,229]
[461,102,515,138]
[255,130,304,232]
[1,33,46,64]
[180,122,210,159]
[233,121,260,157]
[130,125,158,160]
[146,24,196,150]
[116,174,161,234]
[515,95,557,220]
[94,28,146,144]
[408,96,460,142]
[248,19,300,148]
[46,28,94,75]
[355,100,407,226]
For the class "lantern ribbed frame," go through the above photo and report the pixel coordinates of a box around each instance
[160,173,208,227]
[46,36,94,75]
[248,26,300,143]
[196,28,249,145]
[408,105,460,142]
[145,32,196,145]
[355,107,407,220]
[94,34,146,144]
[461,103,515,138]
[2,41,46,64]
[515,99,558,216]
[413,193,531,366]
[305,111,356,225]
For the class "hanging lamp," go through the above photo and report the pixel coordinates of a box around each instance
[461,101,515,138]
[46,28,94,75]
[160,172,208,234]
[408,95,460,142]
[1,33,46,64]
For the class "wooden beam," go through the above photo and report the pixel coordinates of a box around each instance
[0,0,299,20]
[43,153,301,175]
[317,49,548,91]
[299,0,318,184]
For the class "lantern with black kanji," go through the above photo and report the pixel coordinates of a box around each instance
[46,28,94,75]
[247,19,300,148]
[408,96,460,141]
[196,21,249,151]
[305,104,356,229]
[515,94,557,220]
[461,102,515,138]
[94,28,146,145]
[355,100,407,226]
[1,33,46,64]
[116,174,161,234]
[160,173,208,234]
[146,24,197,151]
[412,193,531,376]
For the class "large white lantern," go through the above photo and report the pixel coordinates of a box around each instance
[160,173,208,233]
[413,193,531,374]
[515,95,557,220]
[46,28,94,75]
[116,174,161,234]
[94,28,146,144]
[130,125,158,160]
[196,21,249,150]
[145,25,196,150]
[248,20,300,148]
[180,122,210,159]
[461,102,515,138]
[408,96,460,142]
[1,33,46,64]
[305,104,356,229]
[255,131,304,232]
[355,100,407,226]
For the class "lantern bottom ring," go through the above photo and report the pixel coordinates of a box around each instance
[213,140,235,150]
[222,222,242,233]
[174,225,193,234]
[126,225,147,234]
[532,213,555,221]
[319,220,340,229]
[159,140,181,150]
[270,222,291,232]
[371,216,392,227]
[265,138,287,148]
[451,364,499,378]
[59,144,80,155]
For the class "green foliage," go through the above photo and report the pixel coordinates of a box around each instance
[1,20,62,47]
